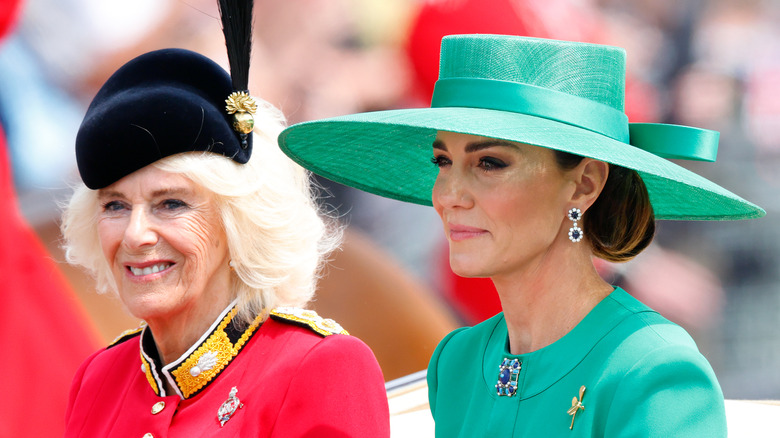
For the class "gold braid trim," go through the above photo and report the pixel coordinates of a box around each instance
[270,307,349,336]
[109,323,145,347]
[170,309,263,398]
[140,354,160,396]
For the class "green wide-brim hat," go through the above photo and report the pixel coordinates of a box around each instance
[279,34,764,220]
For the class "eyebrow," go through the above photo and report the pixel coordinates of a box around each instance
[432,139,519,153]
[97,189,122,200]
[150,187,191,198]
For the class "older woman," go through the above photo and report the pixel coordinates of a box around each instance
[278,34,764,436]
[60,3,389,435]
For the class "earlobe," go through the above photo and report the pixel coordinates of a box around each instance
[571,159,609,209]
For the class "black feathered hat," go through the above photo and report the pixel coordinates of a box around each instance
[76,0,255,189]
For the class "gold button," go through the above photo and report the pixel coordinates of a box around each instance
[143,434,154,438]
[151,401,165,415]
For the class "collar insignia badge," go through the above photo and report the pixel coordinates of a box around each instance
[495,358,521,396]
[567,385,586,430]
[217,386,244,427]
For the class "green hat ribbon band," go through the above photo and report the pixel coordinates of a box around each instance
[431,77,719,162]
[431,78,630,142]
[628,123,718,162]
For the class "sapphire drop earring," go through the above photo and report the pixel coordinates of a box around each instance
[567,208,583,243]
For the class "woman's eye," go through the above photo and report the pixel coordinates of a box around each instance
[161,199,188,210]
[101,200,126,212]
[478,157,508,170]
[431,155,451,168]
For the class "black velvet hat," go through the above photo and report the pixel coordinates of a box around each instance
[76,0,255,189]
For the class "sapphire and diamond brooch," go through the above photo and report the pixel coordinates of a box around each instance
[495,358,522,397]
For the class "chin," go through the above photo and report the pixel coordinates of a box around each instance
[122,300,164,321]
[449,256,491,279]
[118,289,176,321]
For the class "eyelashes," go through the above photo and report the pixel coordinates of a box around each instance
[430,155,508,171]
[478,157,508,170]
[99,199,190,214]
[161,199,188,210]
[101,200,125,212]
[431,156,450,168]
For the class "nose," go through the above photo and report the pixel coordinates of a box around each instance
[432,170,473,211]
[123,207,158,249]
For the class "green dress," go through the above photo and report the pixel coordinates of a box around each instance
[427,288,727,437]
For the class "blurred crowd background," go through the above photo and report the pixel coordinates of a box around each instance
[1,0,779,422]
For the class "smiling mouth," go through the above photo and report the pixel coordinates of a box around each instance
[128,263,172,276]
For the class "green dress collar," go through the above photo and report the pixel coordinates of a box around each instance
[482,287,651,400]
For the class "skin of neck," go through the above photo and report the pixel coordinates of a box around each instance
[492,234,613,356]
[145,275,235,367]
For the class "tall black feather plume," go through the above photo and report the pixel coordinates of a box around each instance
[218,0,253,92]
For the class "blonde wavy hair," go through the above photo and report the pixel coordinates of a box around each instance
[61,100,342,326]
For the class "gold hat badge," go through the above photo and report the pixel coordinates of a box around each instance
[225,91,257,138]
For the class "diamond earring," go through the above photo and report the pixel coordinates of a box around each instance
[567,208,583,243]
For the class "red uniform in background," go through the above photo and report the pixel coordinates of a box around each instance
[1,2,102,435]
[0,0,22,40]
[0,107,101,437]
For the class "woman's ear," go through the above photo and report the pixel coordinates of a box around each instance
[570,158,609,210]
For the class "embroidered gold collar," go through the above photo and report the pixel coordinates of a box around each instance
[139,302,263,399]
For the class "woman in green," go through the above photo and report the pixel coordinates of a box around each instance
[278,35,764,436]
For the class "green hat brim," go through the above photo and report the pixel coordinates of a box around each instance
[279,107,764,221]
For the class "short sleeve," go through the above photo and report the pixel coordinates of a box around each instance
[270,334,390,437]
[605,344,727,437]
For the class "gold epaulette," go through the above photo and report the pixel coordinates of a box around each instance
[270,307,348,337]
[107,323,146,348]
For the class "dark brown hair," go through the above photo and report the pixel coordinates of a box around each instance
[554,151,655,262]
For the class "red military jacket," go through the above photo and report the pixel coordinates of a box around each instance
[64,304,390,437]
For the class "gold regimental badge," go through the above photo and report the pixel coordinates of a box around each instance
[567,385,586,430]
[225,91,257,135]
